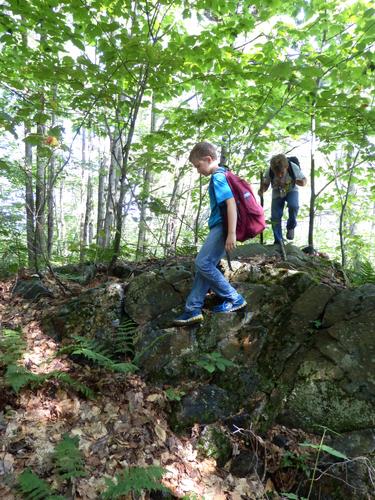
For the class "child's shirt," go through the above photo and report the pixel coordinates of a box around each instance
[263,161,306,199]
[208,167,234,228]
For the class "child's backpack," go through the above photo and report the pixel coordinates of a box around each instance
[269,156,300,182]
[223,171,266,242]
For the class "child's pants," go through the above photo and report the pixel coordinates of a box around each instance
[185,223,241,312]
[271,190,299,242]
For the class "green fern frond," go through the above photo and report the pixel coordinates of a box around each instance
[70,347,138,373]
[53,435,86,481]
[112,318,137,355]
[18,469,66,500]
[49,371,94,399]
[5,364,94,398]
[102,466,168,499]
[5,364,42,392]
[351,259,375,285]
[0,328,26,366]
[62,334,137,373]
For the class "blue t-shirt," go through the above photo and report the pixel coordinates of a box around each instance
[208,167,234,228]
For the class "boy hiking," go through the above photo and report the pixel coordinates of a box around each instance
[258,154,307,244]
[174,142,247,326]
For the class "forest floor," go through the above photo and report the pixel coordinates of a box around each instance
[0,271,320,499]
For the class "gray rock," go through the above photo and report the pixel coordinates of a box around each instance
[197,424,232,467]
[173,385,235,428]
[329,429,375,457]
[230,450,259,477]
[322,284,375,327]
[124,267,193,324]
[13,278,53,300]
[231,243,280,259]
[42,283,125,343]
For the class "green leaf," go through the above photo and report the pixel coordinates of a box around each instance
[24,134,43,146]
[300,442,348,460]
[102,466,168,498]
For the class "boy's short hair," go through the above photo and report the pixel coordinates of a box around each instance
[189,142,218,162]
[270,154,288,174]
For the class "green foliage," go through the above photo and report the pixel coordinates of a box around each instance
[0,329,93,397]
[347,259,375,286]
[17,469,65,500]
[281,451,310,476]
[102,466,168,499]
[61,335,138,373]
[281,494,307,500]
[195,351,237,374]
[112,319,137,357]
[53,434,86,481]
[164,387,186,401]
[4,364,94,398]
[299,442,348,460]
[5,364,43,393]
[0,328,26,366]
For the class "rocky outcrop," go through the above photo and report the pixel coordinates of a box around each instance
[42,282,125,343]
[41,244,374,440]
[36,243,375,499]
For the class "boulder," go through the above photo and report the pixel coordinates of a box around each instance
[172,385,236,429]
[124,266,193,325]
[42,283,125,343]
[12,278,53,300]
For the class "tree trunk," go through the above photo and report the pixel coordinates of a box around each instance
[24,126,35,268]
[136,94,156,259]
[308,109,316,249]
[47,89,56,259]
[81,175,93,261]
[79,128,86,261]
[164,165,184,256]
[34,112,46,269]
[103,136,117,248]
[338,167,354,268]
[57,181,65,257]
[96,155,107,247]
[111,67,149,265]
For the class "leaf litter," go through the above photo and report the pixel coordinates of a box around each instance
[0,273,322,499]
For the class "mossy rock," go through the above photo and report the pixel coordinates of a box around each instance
[197,424,232,467]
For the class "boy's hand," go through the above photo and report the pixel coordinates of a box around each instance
[225,232,237,252]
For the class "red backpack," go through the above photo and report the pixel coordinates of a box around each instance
[223,170,266,242]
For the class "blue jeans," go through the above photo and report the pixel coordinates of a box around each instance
[271,190,299,242]
[185,223,240,312]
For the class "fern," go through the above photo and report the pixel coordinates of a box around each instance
[63,335,138,374]
[53,435,87,480]
[102,466,168,499]
[348,259,375,286]
[5,364,42,392]
[50,371,94,399]
[112,318,137,356]
[0,328,26,366]
[18,469,66,500]
[5,364,94,398]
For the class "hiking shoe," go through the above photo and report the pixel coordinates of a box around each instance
[212,295,247,313]
[286,228,294,240]
[173,310,203,325]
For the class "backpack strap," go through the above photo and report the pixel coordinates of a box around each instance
[287,160,296,182]
[210,171,233,272]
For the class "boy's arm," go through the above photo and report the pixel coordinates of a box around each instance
[225,197,237,252]
[258,181,270,196]
[292,163,307,187]
[296,178,307,187]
